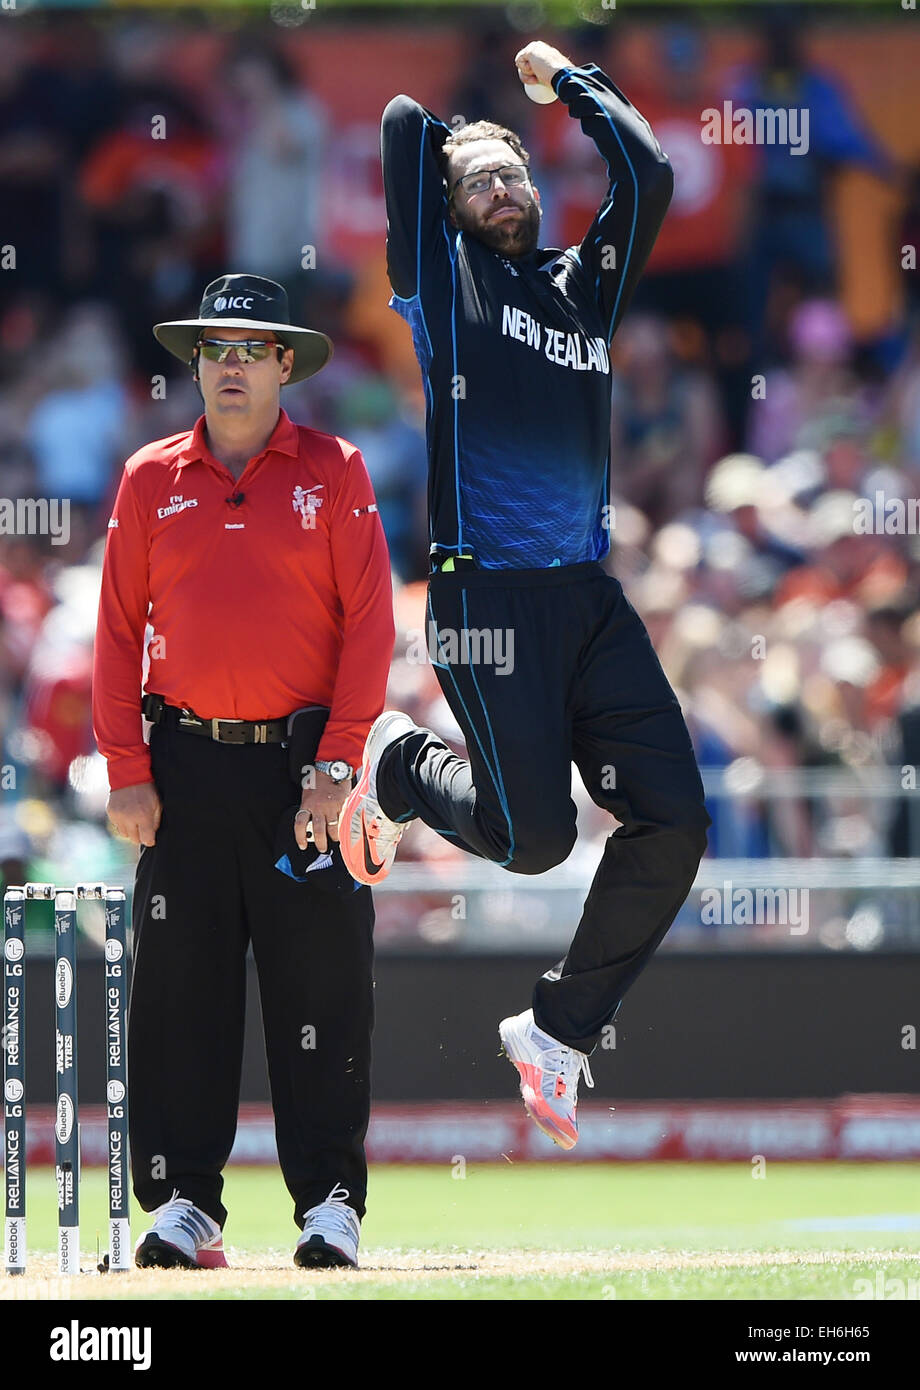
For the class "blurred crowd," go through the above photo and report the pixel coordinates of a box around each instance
[1,10,919,941]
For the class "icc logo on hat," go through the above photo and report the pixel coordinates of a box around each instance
[214,296,255,313]
[153,273,334,384]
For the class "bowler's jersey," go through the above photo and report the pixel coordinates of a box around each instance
[381,64,673,571]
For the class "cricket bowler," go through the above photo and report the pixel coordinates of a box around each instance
[339,41,711,1148]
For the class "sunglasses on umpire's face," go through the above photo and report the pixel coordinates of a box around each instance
[196,337,286,365]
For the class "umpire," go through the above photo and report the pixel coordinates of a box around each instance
[92,274,394,1269]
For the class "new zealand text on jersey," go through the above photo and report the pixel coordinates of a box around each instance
[501,305,610,374]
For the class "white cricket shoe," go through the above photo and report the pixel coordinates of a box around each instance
[294,1184,361,1269]
[339,710,418,885]
[134,1191,228,1269]
[499,1008,595,1151]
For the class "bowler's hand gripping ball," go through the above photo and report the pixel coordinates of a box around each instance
[522,78,558,104]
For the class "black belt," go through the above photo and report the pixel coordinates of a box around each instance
[142,693,287,745]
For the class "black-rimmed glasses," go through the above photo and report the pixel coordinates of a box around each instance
[450,164,531,199]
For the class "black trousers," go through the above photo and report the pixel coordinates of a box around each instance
[378,562,710,1052]
[129,717,374,1230]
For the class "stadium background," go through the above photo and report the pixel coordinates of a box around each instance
[1,0,919,1173]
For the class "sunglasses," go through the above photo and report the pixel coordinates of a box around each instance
[196,338,286,364]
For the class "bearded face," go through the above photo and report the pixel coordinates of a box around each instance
[446,139,542,258]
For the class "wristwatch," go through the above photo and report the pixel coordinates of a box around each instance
[314,759,354,784]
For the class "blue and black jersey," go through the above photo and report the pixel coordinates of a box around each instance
[381,64,673,571]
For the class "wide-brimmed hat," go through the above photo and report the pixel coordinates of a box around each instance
[153,274,333,384]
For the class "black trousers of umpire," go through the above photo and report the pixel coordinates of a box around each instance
[129,716,374,1230]
[378,561,711,1052]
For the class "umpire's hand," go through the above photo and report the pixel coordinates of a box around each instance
[107,782,163,847]
[295,769,350,854]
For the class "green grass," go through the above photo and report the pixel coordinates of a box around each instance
[8,1163,920,1299]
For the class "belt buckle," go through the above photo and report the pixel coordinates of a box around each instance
[211,717,246,744]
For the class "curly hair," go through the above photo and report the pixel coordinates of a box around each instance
[440,120,531,190]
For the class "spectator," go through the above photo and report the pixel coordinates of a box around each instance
[222,44,329,283]
[864,597,917,725]
[333,376,428,582]
[0,31,69,306]
[26,305,130,513]
[78,83,225,374]
[610,315,723,525]
[775,488,910,611]
[888,679,920,857]
[629,23,755,440]
[733,9,894,360]
[747,300,867,462]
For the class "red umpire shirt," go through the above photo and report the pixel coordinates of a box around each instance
[93,407,395,789]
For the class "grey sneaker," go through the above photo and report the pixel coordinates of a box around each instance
[294,1184,361,1269]
[134,1192,227,1269]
